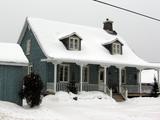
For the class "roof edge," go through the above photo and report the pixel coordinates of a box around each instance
[17,17,28,44]
[0,61,29,66]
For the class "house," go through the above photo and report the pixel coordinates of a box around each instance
[0,43,28,105]
[18,17,160,100]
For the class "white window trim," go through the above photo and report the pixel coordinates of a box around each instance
[26,39,31,55]
[58,64,70,83]
[69,37,80,50]
[82,66,89,83]
[28,64,33,74]
[122,69,126,84]
[112,42,121,55]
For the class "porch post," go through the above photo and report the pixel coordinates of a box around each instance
[104,66,107,93]
[157,69,160,91]
[80,64,83,92]
[54,63,57,93]
[138,69,142,96]
[119,67,122,93]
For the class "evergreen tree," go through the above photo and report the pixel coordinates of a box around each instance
[151,76,159,97]
[19,72,44,107]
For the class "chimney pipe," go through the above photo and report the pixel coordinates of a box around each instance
[103,18,117,35]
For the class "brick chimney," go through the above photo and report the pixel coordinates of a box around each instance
[103,18,117,35]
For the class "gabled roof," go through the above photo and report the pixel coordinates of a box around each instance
[103,38,123,46]
[18,17,160,69]
[59,32,82,41]
[0,43,28,66]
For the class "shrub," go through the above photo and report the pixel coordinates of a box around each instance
[150,77,159,97]
[19,72,43,107]
[67,81,78,94]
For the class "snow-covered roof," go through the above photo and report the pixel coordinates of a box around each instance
[18,17,160,68]
[0,43,28,66]
[141,70,157,83]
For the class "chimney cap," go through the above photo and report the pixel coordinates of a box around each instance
[103,18,113,23]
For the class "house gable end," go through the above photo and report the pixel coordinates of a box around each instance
[19,23,48,84]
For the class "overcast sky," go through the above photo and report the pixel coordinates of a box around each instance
[0,0,160,62]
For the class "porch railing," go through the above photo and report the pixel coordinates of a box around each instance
[142,85,152,93]
[120,86,128,100]
[122,85,139,93]
[122,84,152,94]
[46,82,112,97]
[76,83,99,91]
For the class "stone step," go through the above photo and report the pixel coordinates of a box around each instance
[112,93,125,102]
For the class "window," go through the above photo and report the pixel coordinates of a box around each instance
[122,69,126,84]
[112,43,121,54]
[26,39,31,55]
[83,66,89,82]
[134,74,137,81]
[99,68,104,82]
[58,64,69,82]
[69,37,80,50]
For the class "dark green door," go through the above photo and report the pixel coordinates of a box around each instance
[107,66,119,93]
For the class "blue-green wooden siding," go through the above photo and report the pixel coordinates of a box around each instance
[0,65,26,105]
[20,26,49,87]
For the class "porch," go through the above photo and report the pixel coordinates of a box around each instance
[46,62,160,100]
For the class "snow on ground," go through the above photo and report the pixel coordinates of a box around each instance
[0,91,160,120]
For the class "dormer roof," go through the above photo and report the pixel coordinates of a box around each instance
[59,32,82,41]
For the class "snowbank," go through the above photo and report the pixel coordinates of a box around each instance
[0,91,160,120]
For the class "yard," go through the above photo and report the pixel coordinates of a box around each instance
[0,91,159,120]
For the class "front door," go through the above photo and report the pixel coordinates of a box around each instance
[107,66,119,93]
[98,68,104,91]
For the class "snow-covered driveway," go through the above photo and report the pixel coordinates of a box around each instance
[0,92,160,120]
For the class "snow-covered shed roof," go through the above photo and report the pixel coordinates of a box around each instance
[0,43,28,66]
[141,70,157,83]
[18,17,160,69]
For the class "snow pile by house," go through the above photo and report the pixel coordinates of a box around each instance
[141,69,158,83]
[0,91,160,120]
[0,43,28,66]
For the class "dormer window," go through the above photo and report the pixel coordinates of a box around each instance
[103,38,123,55]
[112,43,121,54]
[59,32,82,51]
[69,37,80,50]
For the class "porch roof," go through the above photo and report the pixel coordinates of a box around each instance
[19,17,160,69]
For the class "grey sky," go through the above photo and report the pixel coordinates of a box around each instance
[0,0,160,62]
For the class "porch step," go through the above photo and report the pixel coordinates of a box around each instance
[112,93,125,102]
